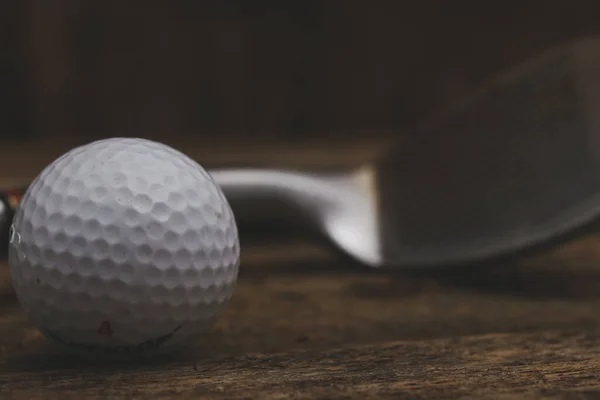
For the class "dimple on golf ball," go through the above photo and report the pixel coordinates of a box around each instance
[8,137,239,356]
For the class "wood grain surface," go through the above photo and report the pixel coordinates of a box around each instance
[1,135,600,399]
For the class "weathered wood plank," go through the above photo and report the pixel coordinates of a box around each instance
[2,233,600,398]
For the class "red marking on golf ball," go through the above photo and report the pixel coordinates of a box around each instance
[97,321,113,337]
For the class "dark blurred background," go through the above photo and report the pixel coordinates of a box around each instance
[2,1,600,143]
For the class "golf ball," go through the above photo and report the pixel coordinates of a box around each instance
[8,137,239,356]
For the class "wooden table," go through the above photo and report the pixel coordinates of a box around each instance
[2,134,600,399]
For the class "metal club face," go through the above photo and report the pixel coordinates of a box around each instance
[373,37,600,267]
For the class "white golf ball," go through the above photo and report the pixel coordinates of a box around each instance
[8,137,239,356]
